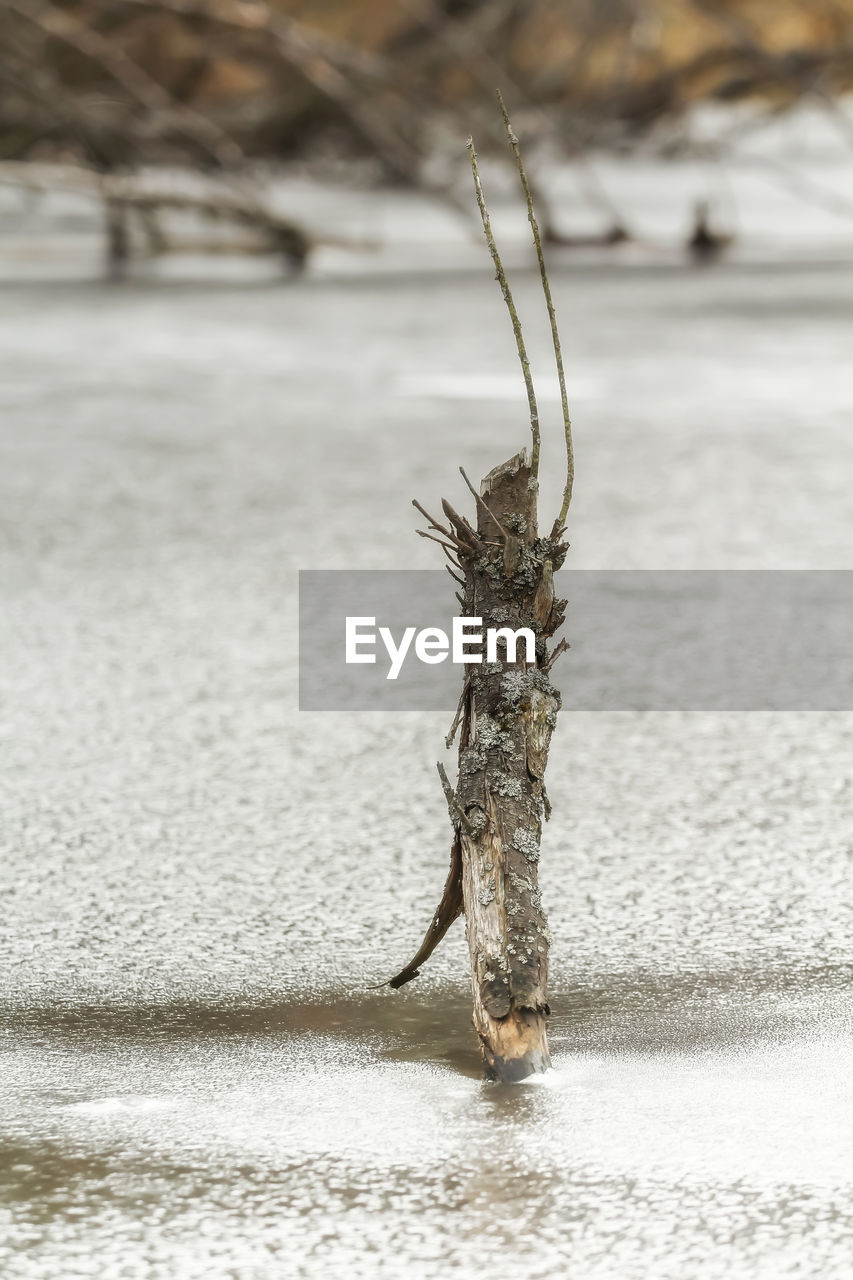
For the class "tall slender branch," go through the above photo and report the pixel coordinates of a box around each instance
[496,90,574,531]
[466,134,540,482]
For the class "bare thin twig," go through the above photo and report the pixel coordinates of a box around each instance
[467,133,540,481]
[440,497,478,540]
[445,675,469,748]
[412,498,473,552]
[416,529,459,554]
[458,465,510,539]
[436,762,473,833]
[496,90,574,534]
[543,636,569,672]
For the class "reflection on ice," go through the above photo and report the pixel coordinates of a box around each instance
[3,995,852,1279]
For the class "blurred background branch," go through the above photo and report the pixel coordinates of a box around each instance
[2,0,852,270]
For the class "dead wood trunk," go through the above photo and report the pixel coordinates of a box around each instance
[454,452,565,1079]
[390,453,567,1081]
[388,96,572,1084]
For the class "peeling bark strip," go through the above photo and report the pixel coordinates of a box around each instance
[388,96,574,1083]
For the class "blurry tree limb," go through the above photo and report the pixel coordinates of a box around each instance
[93,0,420,184]
[113,0,385,78]
[2,0,853,244]
[393,0,628,234]
[0,159,313,265]
[1,0,246,167]
[726,149,853,222]
[685,0,853,148]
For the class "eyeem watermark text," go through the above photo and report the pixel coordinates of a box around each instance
[346,616,536,680]
[299,570,853,710]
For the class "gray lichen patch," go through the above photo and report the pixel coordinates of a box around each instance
[530,667,558,696]
[465,807,486,834]
[509,870,533,895]
[506,550,538,590]
[525,791,545,817]
[475,713,514,754]
[511,825,541,861]
[460,746,486,774]
[500,670,533,708]
[491,771,523,800]
[477,877,496,907]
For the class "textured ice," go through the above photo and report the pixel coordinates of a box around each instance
[1,135,853,1277]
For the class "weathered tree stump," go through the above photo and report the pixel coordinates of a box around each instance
[455,451,566,1079]
[390,452,567,1081]
[388,96,573,1083]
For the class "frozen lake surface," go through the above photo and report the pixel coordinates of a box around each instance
[1,152,853,1276]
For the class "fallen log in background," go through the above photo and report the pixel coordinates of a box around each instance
[0,161,314,271]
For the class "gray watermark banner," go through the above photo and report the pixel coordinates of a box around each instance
[298,570,853,711]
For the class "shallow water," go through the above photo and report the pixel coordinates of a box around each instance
[3,983,853,1278]
[1,177,853,1276]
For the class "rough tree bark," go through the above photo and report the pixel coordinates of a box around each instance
[388,96,574,1083]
